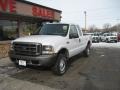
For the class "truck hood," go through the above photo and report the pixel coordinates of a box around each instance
[13,35,65,45]
[92,36,99,38]
[107,36,117,38]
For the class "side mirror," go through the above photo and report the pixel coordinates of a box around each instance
[69,33,79,39]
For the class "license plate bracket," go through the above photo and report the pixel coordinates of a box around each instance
[19,60,26,66]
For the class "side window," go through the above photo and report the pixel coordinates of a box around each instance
[77,25,82,36]
[69,25,79,38]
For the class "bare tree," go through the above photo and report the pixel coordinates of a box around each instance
[110,23,120,32]
[88,25,98,32]
[111,25,117,32]
[103,23,111,32]
[116,24,120,32]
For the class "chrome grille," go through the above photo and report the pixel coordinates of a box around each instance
[111,37,116,39]
[13,42,42,56]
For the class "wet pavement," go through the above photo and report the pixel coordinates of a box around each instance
[0,46,120,90]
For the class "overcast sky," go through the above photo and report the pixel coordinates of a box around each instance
[27,0,120,29]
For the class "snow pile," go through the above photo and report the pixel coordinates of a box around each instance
[92,42,120,48]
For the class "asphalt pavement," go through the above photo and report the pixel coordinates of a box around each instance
[0,46,120,90]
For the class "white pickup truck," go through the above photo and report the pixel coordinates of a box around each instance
[9,23,92,75]
[105,33,118,43]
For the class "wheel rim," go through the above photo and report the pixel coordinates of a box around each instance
[87,47,90,55]
[59,59,66,73]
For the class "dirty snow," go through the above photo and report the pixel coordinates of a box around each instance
[92,42,120,48]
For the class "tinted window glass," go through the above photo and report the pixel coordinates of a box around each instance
[0,20,18,41]
[39,24,69,36]
[77,25,82,36]
[69,25,79,37]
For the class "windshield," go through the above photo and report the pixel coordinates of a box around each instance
[106,33,117,36]
[93,34,99,36]
[39,24,69,36]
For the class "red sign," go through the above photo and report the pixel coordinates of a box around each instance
[0,0,60,20]
[0,0,16,13]
[32,6,54,19]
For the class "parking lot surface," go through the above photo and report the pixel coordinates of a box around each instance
[0,43,120,90]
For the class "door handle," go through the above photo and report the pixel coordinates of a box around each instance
[66,41,70,44]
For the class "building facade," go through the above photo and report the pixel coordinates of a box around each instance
[0,0,61,58]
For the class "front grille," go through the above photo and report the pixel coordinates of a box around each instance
[93,37,98,40]
[111,37,116,39]
[13,42,42,56]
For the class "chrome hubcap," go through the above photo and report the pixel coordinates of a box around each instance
[87,48,90,55]
[60,59,65,72]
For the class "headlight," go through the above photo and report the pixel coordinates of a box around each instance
[42,45,54,54]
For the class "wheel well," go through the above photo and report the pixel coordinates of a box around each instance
[57,48,69,58]
[87,41,91,46]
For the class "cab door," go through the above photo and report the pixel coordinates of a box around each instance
[77,25,86,52]
[68,25,80,57]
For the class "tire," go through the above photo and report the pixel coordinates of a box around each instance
[106,40,108,43]
[10,58,18,66]
[115,40,117,43]
[52,54,67,75]
[83,44,90,57]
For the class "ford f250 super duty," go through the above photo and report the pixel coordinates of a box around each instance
[9,23,92,75]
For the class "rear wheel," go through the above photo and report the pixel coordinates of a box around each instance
[83,44,90,57]
[52,54,67,75]
[115,40,117,43]
[106,39,110,43]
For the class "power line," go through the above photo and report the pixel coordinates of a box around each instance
[85,6,120,11]
[62,17,120,21]
[62,6,120,13]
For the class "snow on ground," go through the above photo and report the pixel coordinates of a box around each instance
[92,42,120,48]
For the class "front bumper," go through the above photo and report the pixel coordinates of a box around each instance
[9,51,57,66]
[92,39,99,43]
[108,39,117,42]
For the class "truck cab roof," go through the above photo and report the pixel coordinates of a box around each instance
[45,22,80,26]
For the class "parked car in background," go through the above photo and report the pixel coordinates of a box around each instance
[84,32,101,43]
[83,33,94,36]
[117,33,120,42]
[92,33,100,43]
[99,33,109,42]
[105,32,118,43]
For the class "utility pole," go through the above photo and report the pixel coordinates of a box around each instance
[84,11,87,32]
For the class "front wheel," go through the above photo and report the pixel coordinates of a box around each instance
[115,40,117,43]
[52,54,67,75]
